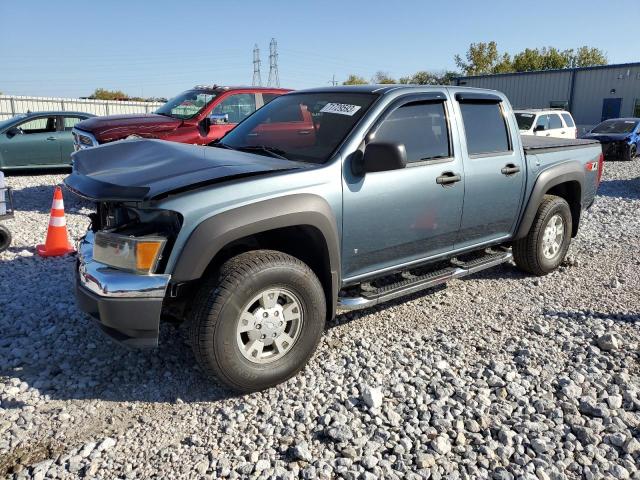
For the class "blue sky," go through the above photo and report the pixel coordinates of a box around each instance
[0,0,637,98]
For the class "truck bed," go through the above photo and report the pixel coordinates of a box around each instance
[522,136,600,153]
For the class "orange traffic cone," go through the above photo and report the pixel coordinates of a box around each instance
[37,186,75,257]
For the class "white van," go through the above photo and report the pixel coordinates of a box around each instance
[515,109,577,139]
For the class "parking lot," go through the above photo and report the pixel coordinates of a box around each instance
[0,160,638,479]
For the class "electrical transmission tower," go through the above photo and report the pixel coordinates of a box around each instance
[267,38,280,88]
[252,44,262,86]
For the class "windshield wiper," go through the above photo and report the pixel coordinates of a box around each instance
[234,145,289,160]
[155,112,174,118]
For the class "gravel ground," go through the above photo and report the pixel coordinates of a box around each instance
[0,161,639,480]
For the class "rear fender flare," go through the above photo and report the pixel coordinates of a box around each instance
[515,161,585,240]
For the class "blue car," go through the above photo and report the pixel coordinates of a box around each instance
[581,118,640,161]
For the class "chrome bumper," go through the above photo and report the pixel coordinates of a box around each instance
[78,231,170,299]
[72,128,99,151]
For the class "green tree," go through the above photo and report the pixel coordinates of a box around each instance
[566,46,608,68]
[399,70,461,85]
[342,74,368,85]
[89,88,130,100]
[455,41,512,75]
[371,71,396,84]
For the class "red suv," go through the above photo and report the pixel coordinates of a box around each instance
[72,86,290,150]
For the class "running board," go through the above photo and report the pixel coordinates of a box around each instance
[337,250,512,311]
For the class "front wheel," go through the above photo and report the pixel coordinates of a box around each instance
[513,195,572,276]
[190,250,326,393]
[627,144,637,161]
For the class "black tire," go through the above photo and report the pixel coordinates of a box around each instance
[513,195,572,276]
[190,250,326,393]
[627,145,637,161]
[0,224,11,253]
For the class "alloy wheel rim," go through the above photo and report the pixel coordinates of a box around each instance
[541,214,565,259]
[236,287,303,364]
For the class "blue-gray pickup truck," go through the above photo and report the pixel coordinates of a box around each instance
[65,85,603,392]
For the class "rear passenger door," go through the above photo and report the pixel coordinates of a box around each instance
[341,93,465,280]
[58,115,87,163]
[453,92,525,249]
[547,113,565,138]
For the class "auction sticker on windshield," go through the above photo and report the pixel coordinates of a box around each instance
[320,103,362,116]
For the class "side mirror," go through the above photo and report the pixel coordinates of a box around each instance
[5,127,21,138]
[534,125,545,132]
[209,113,229,125]
[356,142,407,175]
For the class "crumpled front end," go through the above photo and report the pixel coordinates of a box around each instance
[75,230,171,348]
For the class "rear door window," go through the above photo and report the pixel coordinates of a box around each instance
[459,102,510,155]
[535,115,550,131]
[549,114,563,129]
[561,113,575,127]
[374,101,451,162]
[62,116,85,131]
[261,93,281,105]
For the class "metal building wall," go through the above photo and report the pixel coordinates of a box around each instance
[571,64,640,126]
[456,63,640,130]
[459,70,572,111]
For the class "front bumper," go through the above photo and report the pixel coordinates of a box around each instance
[75,231,171,348]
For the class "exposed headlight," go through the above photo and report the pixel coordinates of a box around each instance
[94,232,166,274]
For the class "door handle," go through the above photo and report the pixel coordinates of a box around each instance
[46,136,57,141]
[298,130,311,135]
[436,171,462,185]
[545,133,551,137]
[246,132,259,137]
[561,131,566,134]
[501,163,521,175]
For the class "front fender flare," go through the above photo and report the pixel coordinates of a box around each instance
[171,193,341,302]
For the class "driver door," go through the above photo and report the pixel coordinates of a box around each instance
[341,94,465,280]
[1,116,62,167]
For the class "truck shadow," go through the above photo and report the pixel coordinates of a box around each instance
[0,255,239,405]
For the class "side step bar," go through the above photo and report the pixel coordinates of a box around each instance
[337,250,513,311]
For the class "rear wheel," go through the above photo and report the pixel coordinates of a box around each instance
[513,195,572,276]
[0,224,11,253]
[190,250,326,392]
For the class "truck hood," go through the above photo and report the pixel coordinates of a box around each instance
[580,132,631,142]
[64,139,309,202]
[75,114,183,142]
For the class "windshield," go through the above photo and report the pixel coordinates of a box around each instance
[515,113,536,130]
[155,89,217,120]
[0,114,27,131]
[219,92,377,163]
[592,119,639,134]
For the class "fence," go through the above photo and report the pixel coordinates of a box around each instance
[0,95,164,120]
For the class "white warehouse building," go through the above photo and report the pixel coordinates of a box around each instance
[455,62,640,132]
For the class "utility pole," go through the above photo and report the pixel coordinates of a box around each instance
[252,44,262,86]
[267,38,280,88]
[328,74,338,86]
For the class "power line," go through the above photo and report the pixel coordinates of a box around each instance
[267,38,280,88]
[252,44,262,87]
[328,74,338,86]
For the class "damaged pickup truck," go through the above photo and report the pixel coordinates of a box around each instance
[65,85,603,392]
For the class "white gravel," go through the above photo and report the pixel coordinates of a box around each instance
[1,161,639,479]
